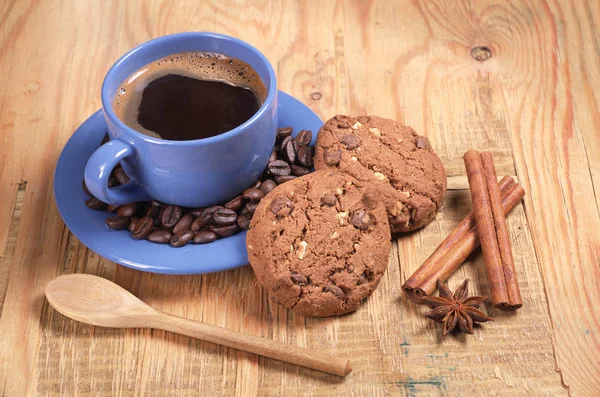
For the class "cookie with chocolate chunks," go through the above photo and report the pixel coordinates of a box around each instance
[246,170,391,317]
[314,115,447,232]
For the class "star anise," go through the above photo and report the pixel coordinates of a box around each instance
[422,279,493,335]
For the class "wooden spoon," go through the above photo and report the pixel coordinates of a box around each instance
[45,274,352,376]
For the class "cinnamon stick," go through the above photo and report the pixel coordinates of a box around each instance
[481,152,522,309]
[463,150,509,309]
[402,175,515,302]
[403,181,524,302]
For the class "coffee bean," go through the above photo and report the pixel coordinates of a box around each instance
[282,138,297,164]
[189,207,204,217]
[270,196,294,217]
[323,148,342,165]
[114,167,130,185]
[82,180,92,196]
[296,146,313,167]
[136,202,151,216]
[239,207,253,218]
[295,130,312,146]
[280,135,292,151]
[105,216,130,230]
[170,230,194,247]
[274,175,297,184]
[273,142,281,152]
[117,203,138,218]
[291,165,311,177]
[194,230,218,244]
[128,216,140,232]
[146,206,162,226]
[243,188,264,202]
[211,224,240,237]
[321,192,337,206]
[161,205,182,228]
[106,204,121,212]
[351,209,371,230]
[323,283,345,299]
[147,229,172,244]
[290,270,308,285]
[277,127,293,139]
[224,195,244,211]
[269,150,278,163]
[245,201,260,214]
[132,216,153,239]
[252,180,262,189]
[190,215,206,232]
[108,177,118,188]
[213,208,237,226]
[340,134,360,149]
[268,160,291,176]
[173,213,194,234]
[85,197,106,210]
[151,200,165,207]
[202,205,223,225]
[237,213,252,230]
[260,179,277,195]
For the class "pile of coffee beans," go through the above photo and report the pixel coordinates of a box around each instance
[83,127,313,247]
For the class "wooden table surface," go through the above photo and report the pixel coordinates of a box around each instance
[1,0,599,395]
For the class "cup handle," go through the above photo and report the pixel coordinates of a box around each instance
[84,140,151,205]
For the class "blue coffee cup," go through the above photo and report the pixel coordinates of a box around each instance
[85,32,277,207]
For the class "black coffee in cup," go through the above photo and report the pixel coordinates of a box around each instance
[112,52,267,140]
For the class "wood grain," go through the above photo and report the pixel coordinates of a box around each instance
[0,0,597,395]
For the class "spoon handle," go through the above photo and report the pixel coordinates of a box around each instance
[151,312,352,377]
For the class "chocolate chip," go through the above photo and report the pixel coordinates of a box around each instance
[85,197,106,210]
[132,216,153,239]
[190,215,206,232]
[291,165,311,176]
[323,284,345,299]
[296,146,313,167]
[106,204,121,212]
[351,209,371,230]
[340,134,360,149]
[274,175,297,184]
[237,213,252,230]
[282,138,297,164]
[105,216,129,230]
[128,216,139,232]
[321,192,337,206]
[170,230,194,247]
[295,130,312,146]
[82,180,92,196]
[260,179,277,195]
[290,271,307,285]
[147,229,172,244]
[277,127,293,139]
[270,196,294,217]
[213,208,237,226]
[323,148,342,166]
[243,188,264,202]
[173,213,195,234]
[268,160,291,176]
[117,203,138,218]
[210,224,240,237]
[416,136,429,149]
[194,230,218,244]
[113,166,130,185]
[160,205,182,229]
[224,195,244,211]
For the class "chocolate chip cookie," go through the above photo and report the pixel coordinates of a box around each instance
[314,115,447,232]
[246,170,391,317]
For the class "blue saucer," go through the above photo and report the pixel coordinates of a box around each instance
[54,91,323,274]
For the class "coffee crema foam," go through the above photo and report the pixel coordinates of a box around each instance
[112,52,267,139]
